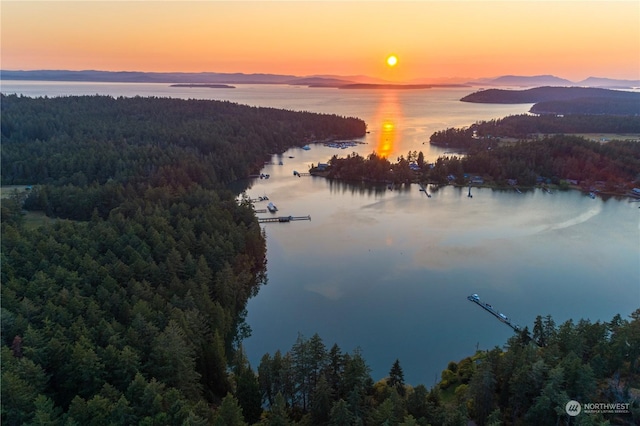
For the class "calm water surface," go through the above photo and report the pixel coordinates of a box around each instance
[3,81,639,385]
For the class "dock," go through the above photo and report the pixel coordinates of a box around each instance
[467,294,543,347]
[258,215,311,223]
[418,183,432,198]
[250,196,269,203]
[467,294,520,332]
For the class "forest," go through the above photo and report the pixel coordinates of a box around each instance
[0,94,365,424]
[243,313,640,425]
[317,134,640,192]
[429,114,640,148]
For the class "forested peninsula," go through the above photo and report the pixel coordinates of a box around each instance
[313,114,640,194]
[460,87,640,115]
[0,94,364,424]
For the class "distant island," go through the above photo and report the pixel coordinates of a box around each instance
[337,83,471,90]
[339,83,432,90]
[461,86,639,103]
[461,86,640,115]
[170,83,235,89]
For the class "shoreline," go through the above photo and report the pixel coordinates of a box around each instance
[306,172,638,200]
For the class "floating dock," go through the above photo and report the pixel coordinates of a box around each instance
[418,183,431,198]
[467,294,543,347]
[258,215,311,223]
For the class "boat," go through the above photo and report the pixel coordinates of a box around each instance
[302,145,311,150]
[589,192,596,199]
[267,202,278,213]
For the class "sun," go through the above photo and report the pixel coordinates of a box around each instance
[386,55,398,67]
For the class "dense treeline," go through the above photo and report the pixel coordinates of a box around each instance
[1,94,365,186]
[439,311,640,426]
[211,313,639,425]
[430,114,640,149]
[319,151,422,184]
[316,135,640,192]
[1,94,364,221]
[530,98,640,116]
[0,94,365,424]
[457,136,640,188]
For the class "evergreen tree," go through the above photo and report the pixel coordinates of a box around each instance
[310,375,332,425]
[213,393,247,426]
[328,399,353,426]
[264,393,291,426]
[235,366,262,424]
[387,358,406,397]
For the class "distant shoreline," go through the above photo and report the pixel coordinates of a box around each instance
[170,83,235,89]
[337,83,468,90]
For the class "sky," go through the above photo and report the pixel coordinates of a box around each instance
[1,1,639,82]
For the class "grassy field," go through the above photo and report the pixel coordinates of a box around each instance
[1,185,59,228]
[22,210,57,229]
[0,185,33,199]
[569,133,640,142]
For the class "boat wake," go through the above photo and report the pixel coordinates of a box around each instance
[539,205,602,233]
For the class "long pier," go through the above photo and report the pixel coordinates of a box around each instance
[467,294,543,347]
[258,215,311,223]
[467,294,521,332]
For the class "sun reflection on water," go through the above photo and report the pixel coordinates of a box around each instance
[374,90,403,158]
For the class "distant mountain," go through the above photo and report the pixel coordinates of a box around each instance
[0,69,354,86]
[468,74,574,87]
[2,69,638,90]
[467,74,640,88]
[576,76,640,89]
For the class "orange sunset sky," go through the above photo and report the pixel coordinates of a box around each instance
[1,1,639,82]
